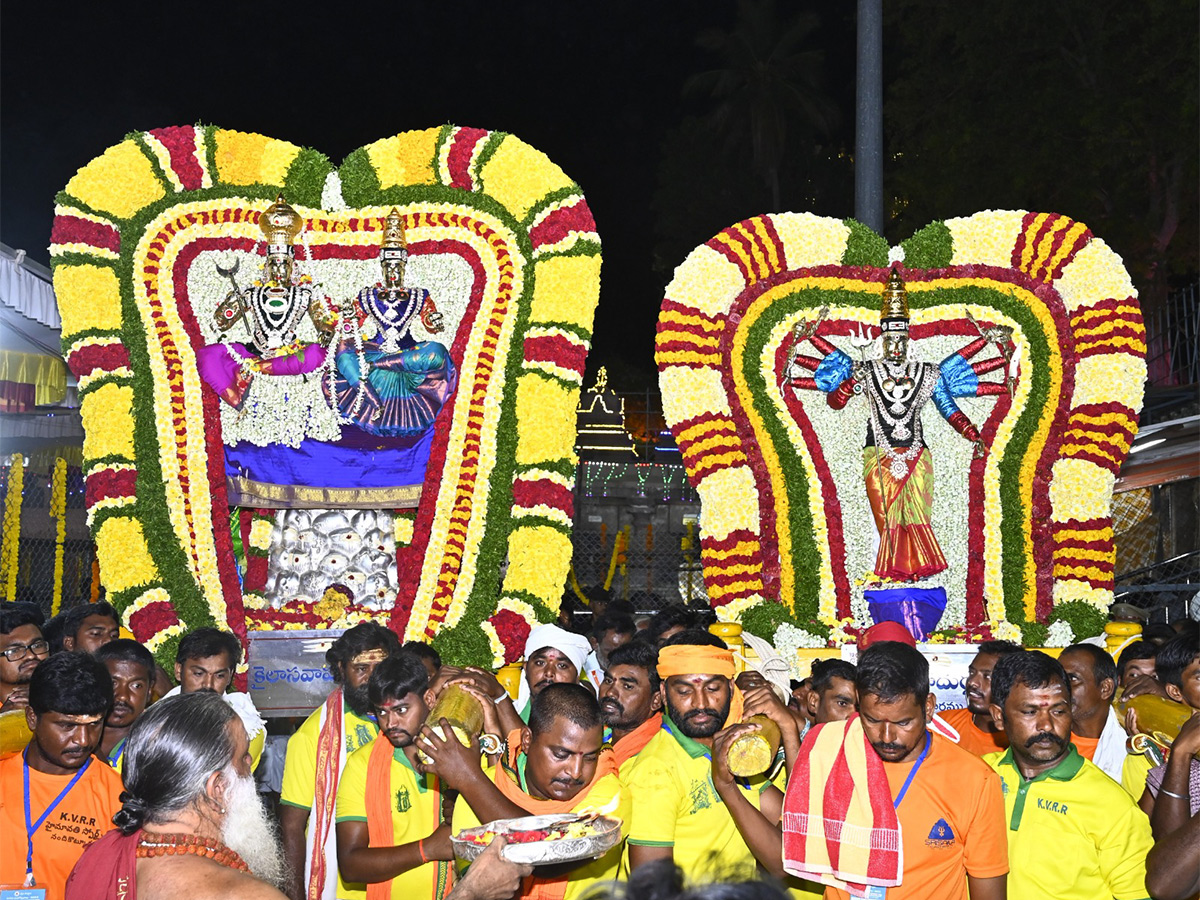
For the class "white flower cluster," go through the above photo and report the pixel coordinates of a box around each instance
[321,172,347,212]
[1045,620,1075,648]
[992,620,1023,644]
[773,622,828,679]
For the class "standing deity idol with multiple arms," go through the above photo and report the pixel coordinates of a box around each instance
[784,269,1011,581]
[198,195,335,408]
[323,209,457,437]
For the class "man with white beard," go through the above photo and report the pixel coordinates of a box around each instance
[65,690,287,899]
[67,691,533,900]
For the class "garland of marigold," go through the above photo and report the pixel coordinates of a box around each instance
[1,455,23,601]
[657,210,1144,647]
[50,458,67,614]
[603,525,628,592]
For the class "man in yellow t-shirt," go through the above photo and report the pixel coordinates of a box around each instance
[985,650,1153,900]
[626,631,788,882]
[336,651,457,900]
[425,682,629,900]
[281,624,400,900]
[599,640,663,772]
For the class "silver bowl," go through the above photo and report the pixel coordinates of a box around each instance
[451,814,622,866]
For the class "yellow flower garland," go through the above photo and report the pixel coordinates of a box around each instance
[54,124,602,664]
[658,209,1144,643]
[50,458,67,614]
[0,455,22,601]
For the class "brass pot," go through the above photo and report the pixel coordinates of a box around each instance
[418,683,485,764]
[725,714,782,777]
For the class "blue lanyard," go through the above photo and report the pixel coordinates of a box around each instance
[23,750,91,879]
[892,733,931,810]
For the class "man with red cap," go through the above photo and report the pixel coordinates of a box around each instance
[857,622,959,742]
[859,622,917,649]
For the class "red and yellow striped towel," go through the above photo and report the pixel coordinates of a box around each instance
[782,715,902,893]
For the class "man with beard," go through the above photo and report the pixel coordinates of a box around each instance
[938,641,1021,757]
[167,627,267,770]
[65,690,287,899]
[624,630,787,879]
[280,623,399,900]
[335,652,489,900]
[0,652,124,895]
[986,650,1152,900]
[514,623,592,722]
[838,642,1007,900]
[599,640,663,768]
[781,641,1007,900]
[60,601,121,653]
[433,682,629,900]
[0,603,49,711]
[94,638,154,771]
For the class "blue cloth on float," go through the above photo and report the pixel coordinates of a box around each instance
[332,341,457,438]
[814,348,854,392]
[865,586,948,641]
[932,353,979,418]
[223,427,433,509]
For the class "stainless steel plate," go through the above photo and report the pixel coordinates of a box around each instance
[451,814,623,865]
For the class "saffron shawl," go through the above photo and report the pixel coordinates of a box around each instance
[364,734,452,900]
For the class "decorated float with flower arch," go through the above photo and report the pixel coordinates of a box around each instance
[51,125,601,668]
[655,212,1146,653]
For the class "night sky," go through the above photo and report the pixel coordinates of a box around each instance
[1,3,852,383]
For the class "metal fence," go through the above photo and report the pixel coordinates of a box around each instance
[0,458,95,617]
[570,523,704,612]
[1145,283,1200,387]
[1115,550,1200,591]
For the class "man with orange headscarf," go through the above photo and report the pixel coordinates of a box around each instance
[624,630,790,880]
[425,682,630,900]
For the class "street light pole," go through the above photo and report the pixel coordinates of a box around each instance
[855,0,884,234]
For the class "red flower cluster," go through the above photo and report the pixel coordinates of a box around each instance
[489,609,531,663]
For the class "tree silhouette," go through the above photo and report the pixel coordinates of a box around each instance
[686,0,840,209]
[885,0,1198,312]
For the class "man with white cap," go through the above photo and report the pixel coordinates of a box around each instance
[515,624,593,722]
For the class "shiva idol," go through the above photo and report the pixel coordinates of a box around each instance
[197,195,335,409]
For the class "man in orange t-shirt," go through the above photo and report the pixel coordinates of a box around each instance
[829,642,1008,900]
[0,652,123,898]
[939,641,1021,758]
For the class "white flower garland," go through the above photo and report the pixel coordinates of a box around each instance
[773,622,828,680]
